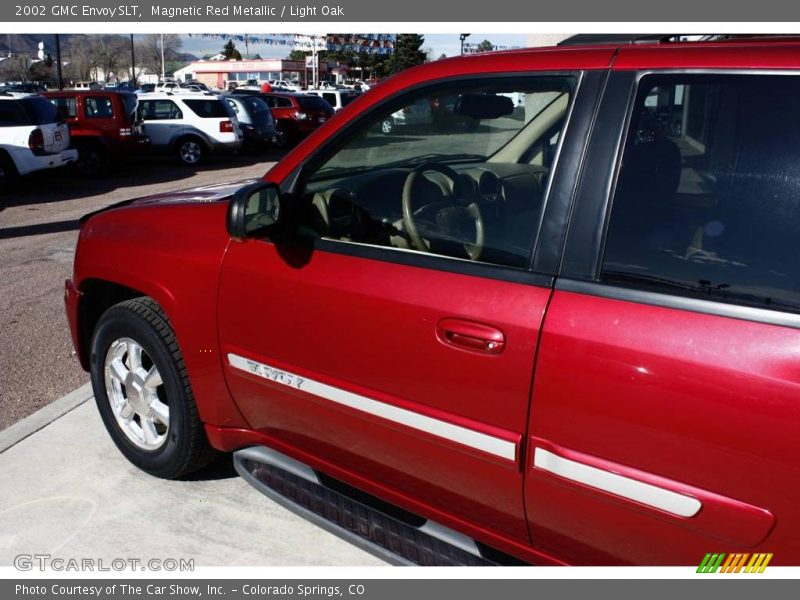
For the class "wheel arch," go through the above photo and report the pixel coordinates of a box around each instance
[0,147,20,177]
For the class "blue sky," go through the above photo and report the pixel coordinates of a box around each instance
[177,33,531,60]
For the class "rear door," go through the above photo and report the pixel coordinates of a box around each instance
[138,98,184,147]
[218,70,604,557]
[525,51,800,565]
[82,94,117,138]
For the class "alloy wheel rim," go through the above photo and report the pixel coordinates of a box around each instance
[104,337,169,450]
[180,142,201,164]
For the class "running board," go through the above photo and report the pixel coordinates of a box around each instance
[233,446,501,566]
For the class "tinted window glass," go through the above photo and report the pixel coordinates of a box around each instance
[84,96,114,118]
[119,93,138,120]
[603,74,800,314]
[182,99,229,118]
[297,95,332,112]
[322,92,336,105]
[138,100,182,120]
[0,102,24,125]
[20,97,61,125]
[49,97,77,119]
[341,93,359,107]
[301,75,576,270]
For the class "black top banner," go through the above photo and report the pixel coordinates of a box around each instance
[4,0,800,22]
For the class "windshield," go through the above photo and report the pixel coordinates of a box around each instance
[311,76,575,179]
[20,97,62,125]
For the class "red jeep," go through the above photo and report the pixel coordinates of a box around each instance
[44,90,149,175]
[65,35,800,566]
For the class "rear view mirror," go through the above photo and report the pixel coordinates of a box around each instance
[454,94,514,120]
[227,181,287,239]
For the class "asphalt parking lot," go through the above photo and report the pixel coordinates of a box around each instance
[0,151,284,431]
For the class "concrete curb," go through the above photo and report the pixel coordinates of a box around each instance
[0,382,93,453]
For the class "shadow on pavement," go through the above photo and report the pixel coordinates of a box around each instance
[0,219,81,239]
[0,148,288,211]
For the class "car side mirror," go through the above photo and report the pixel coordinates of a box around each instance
[227,181,289,240]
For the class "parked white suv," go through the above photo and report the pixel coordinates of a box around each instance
[305,88,361,112]
[0,92,78,182]
[269,79,301,92]
[137,92,243,165]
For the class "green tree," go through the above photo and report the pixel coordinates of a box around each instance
[478,39,495,52]
[392,34,426,72]
[223,39,242,61]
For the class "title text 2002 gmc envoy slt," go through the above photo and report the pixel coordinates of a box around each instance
[65,35,800,566]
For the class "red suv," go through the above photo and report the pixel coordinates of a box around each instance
[260,91,334,147]
[65,36,800,566]
[45,90,149,175]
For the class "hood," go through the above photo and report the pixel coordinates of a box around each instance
[81,179,258,223]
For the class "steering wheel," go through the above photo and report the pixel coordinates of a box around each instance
[401,162,485,261]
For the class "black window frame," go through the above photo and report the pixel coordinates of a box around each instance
[558,69,800,330]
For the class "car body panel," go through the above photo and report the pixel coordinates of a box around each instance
[217,240,551,546]
[44,90,149,156]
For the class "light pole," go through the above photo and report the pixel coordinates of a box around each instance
[460,33,471,55]
[160,33,165,81]
[130,34,136,88]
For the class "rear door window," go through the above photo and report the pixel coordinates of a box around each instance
[49,97,77,119]
[84,96,114,118]
[0,101,26,125]
[602,74,800,314]
[138,100,183,120]
[20,97,61,125]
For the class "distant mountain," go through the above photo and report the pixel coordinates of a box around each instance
[1,34,197,61]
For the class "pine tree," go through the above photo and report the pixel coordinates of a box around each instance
[223,39,242,61]
[392,34,427,72]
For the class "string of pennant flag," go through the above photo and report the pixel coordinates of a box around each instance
[187,33,396,54]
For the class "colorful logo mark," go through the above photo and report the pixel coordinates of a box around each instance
[697,553,773,573]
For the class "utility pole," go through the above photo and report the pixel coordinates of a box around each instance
[460,33,471,55]
[244,34,249,59]
[55,34,63,89]
[130,34,136,87]
[160,33,165,81]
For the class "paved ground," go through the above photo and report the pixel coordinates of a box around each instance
[0,393,385,567]
[0,152,283,431]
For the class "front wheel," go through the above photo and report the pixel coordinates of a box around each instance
[90,297,217,479]
[380,118,394,135]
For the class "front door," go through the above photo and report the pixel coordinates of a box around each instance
[218,73,581,550]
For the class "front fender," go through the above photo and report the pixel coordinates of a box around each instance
[73,200,249,430]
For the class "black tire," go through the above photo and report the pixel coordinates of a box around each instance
[380,118,394,135]
[90,297,218,479]
[0,152,19,187]
[175,136,206,166]
[75,143,108,176]
[272,121,295,148]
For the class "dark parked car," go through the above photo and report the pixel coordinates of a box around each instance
[234,89,334,147]
[45,90,149,175]
[224,94,278,147]
[65,36,800,567]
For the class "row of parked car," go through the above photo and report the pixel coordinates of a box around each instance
[0,86,348,182]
